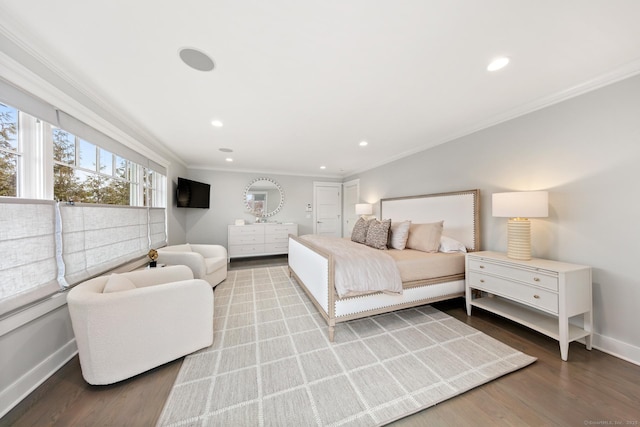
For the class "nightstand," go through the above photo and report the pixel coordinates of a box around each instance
[465,251,592,361]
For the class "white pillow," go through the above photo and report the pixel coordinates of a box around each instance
[439,235,467,253]
[388,221,411,250]
[103,273,137,293]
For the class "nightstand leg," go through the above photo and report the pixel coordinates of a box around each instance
[584,311,593,351]
[559,319,569,361]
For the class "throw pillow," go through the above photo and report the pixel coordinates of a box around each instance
[102,273,137,293]
[406,221,444,253]
[351,217,371,244]
[388,221,411,250]
[365,219,392,250]
[439,235,467,253]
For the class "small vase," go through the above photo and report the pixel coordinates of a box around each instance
[149,261,157,268]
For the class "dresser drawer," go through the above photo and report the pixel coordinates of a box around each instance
[468,271,558,314]
[229,225,262,237]
[229,244,266,257]
[230,234,265,245]
[468,258,558,291]
[265,234,289,244]
[265,224,297,236]
[264,242,289,254]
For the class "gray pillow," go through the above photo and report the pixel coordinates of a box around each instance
[365,219,392,250]
[351,217,371,243]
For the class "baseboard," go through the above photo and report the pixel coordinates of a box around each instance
[0,339,77,419]
[592,333,640,367]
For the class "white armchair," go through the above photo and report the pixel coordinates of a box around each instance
[67,265,213,385]
[156,243,227,287]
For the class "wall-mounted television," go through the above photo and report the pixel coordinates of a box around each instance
[176,177,211,208]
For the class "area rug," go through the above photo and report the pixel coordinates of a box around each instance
[157,266,535,427]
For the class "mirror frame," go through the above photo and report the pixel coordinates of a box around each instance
[243,177,284,218]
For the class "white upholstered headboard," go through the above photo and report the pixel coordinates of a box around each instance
[380,189,480,251]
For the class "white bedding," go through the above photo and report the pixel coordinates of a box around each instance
[299,235,402,298]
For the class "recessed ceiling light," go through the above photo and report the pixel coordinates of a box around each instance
[178,47,215,72]
[219,148,233,153]
[211,120,223,127]
[487,57,510,72]
[359,141,368,147]
[320,166,326,170]
[225,158,233,162]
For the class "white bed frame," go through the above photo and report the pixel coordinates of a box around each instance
[288,189,480,341]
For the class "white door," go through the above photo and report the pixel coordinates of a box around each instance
[313,182,342,237]
[342,179,359,237]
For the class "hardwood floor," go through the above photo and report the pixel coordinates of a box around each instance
[3,256,640,427]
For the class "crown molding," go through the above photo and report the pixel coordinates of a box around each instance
[0,17,186,170]
[188,164,343,180]
[348,58,640,178]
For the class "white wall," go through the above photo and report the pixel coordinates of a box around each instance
[181,170,341,247]
[346,74,640,364]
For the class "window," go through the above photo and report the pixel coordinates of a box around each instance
[0,103,19,197]
[52,127,139,205]
[0,92,168,316]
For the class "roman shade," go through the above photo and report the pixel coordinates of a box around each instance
[0,198,59,315]
[59,203,149,285]
[149,207,167,249]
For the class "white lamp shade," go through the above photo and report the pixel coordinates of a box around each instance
[355,203,373,215]
[492,191,548,218]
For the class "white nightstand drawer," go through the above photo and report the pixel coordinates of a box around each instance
[468,271,558,314]
[468,259,558,291]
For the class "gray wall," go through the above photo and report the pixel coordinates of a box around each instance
[346,74,640,363]
[166,162,188,245]
[180,170,340,247]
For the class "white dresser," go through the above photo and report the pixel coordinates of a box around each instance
[227,223,298,261]
[465,251,592,361]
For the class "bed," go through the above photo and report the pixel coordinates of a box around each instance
[288,189,480,341]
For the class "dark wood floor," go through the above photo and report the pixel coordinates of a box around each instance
[3,256,640,427]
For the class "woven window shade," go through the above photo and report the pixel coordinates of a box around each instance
[59,203,149,285]
[0,198,60,315]
[149,207,167,249]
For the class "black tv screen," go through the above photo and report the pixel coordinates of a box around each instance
[176,177,210,208]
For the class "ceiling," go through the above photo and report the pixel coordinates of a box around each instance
[1,1,640,177]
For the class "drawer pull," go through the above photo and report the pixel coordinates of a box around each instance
[533,277,540,282]
[479,265,485,269]
[533,294,540,299]
[480,279,484,283]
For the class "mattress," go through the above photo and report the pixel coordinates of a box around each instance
[385,249,466,283]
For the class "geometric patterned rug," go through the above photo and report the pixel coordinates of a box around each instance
[156,266,536,426]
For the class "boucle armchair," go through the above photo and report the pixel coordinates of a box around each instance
[67,265,213,385]
[156,243,227,287]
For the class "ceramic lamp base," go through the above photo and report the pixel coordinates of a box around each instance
[507,218,531,260]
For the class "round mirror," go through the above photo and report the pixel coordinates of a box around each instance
[244,177,284,218]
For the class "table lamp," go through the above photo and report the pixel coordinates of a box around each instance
[492,191,548,260]
[355,203,373,219]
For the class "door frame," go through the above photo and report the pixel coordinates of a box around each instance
[342,179,360,238]
[312,181,343,235]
